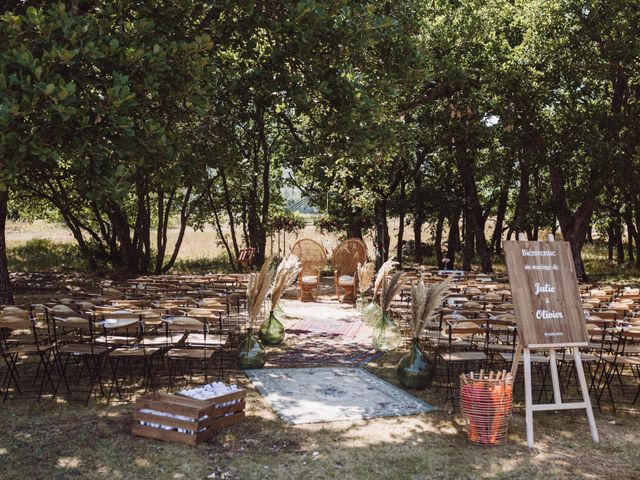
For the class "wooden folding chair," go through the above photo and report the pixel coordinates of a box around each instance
[164,317,226,387]
[0,310,58,402]
[48,310,108,403]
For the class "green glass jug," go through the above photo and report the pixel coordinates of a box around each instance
[237,328,267,369]
[396,338,433,389]
[371,312,402,351]
[259,311,285,345]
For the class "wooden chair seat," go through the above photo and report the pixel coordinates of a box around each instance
[440,352,487,362]
[337,275,355,286]
[167,348,215,360]
[94,335,138,345]
[301,275,319,285]
[110,347,160,357]
[500,352,549,363]
[560,353,599,362]
[600,354,640,366]
[58,343,108,355]
[5,343,55,355]
[185,334,227,346]
[139,333,185,346]
[487,343,517,352]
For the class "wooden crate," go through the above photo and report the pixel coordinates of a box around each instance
[132,389,245,446]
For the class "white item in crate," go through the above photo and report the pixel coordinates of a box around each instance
[139,382,240,433]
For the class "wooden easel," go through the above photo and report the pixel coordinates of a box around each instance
[510,343,599,448]
[507,234,599,449]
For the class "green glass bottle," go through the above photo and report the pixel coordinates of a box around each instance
[237,328,267,369]
[259,311,285,345]
[371,312,402,351]
[362,301,383,326]
[355,294,367,313]
[396,338,433,389]
[273,302,286,322]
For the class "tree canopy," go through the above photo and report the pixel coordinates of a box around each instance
[1,0,640,301]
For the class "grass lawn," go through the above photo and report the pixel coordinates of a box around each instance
[1,351,638,480]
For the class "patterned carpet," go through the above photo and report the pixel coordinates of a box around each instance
[246,367,436,424]
[265,299,383,368]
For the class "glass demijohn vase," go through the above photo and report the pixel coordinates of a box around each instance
[362,301,383,326]
[259,311,285,345]
[372,312,402,351]
[237,328,267,369]
[396,338,433,389]
[273,302,287,322]
[355,294,367,313]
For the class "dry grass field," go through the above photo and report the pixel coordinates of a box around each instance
[5,219,418,261]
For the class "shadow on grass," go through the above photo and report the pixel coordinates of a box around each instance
[0,355,638,480]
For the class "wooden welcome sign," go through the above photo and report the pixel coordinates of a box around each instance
[503,240,588,348]
[503,237,598,448]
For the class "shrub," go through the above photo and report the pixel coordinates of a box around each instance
[269,210,306,233]
[7,238,87,272]
[171,254,234,274]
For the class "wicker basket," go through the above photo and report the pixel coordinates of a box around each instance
[460,370,513,445]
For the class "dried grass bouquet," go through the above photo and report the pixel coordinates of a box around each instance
[270,255,302,311]
[246,256,275,329]
[410,274,454,338]
[357,262,376,296]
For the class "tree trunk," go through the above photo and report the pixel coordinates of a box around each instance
[615,216,625,264]
[624,211,638,265]
[456,154,492,272]
[490,185,509,254]
[221,170,241,260]
[462,206,474,271]
[511,158,530,236]
[434,213,445,269]
[0,189,14,305]
[447,211,460,270]
[155,187,175,274]
[346,223,363,239]
[548,163,600,280]
[247,152,261,264]
[240,197,250,247]
[213,206,235,269]
[412,148,427,264]
[374,198,389,269]
[607,223,614,261]
[396,215,404,268]
[413,214,424,264]
[254,104,270,267]
[160,186,192,273]
[396,177,406,267]
[634,207,640,267]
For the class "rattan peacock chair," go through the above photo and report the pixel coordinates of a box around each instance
[291,239,327,301]
[332,238,367,303]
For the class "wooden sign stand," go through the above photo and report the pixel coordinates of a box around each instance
[507,234,599,449]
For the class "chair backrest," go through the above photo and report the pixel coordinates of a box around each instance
[50,311,97,349]
[238,248,257,266]
[291,239,327,275]
[332,238,367,276]
[0,312,41,350]
[167,316,207,333]
[100,314,141,343]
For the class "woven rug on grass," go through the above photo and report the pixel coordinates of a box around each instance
[281,299,368,340]
[266,299,382,368]
[246,367,436,424]
[265,336,383,368]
